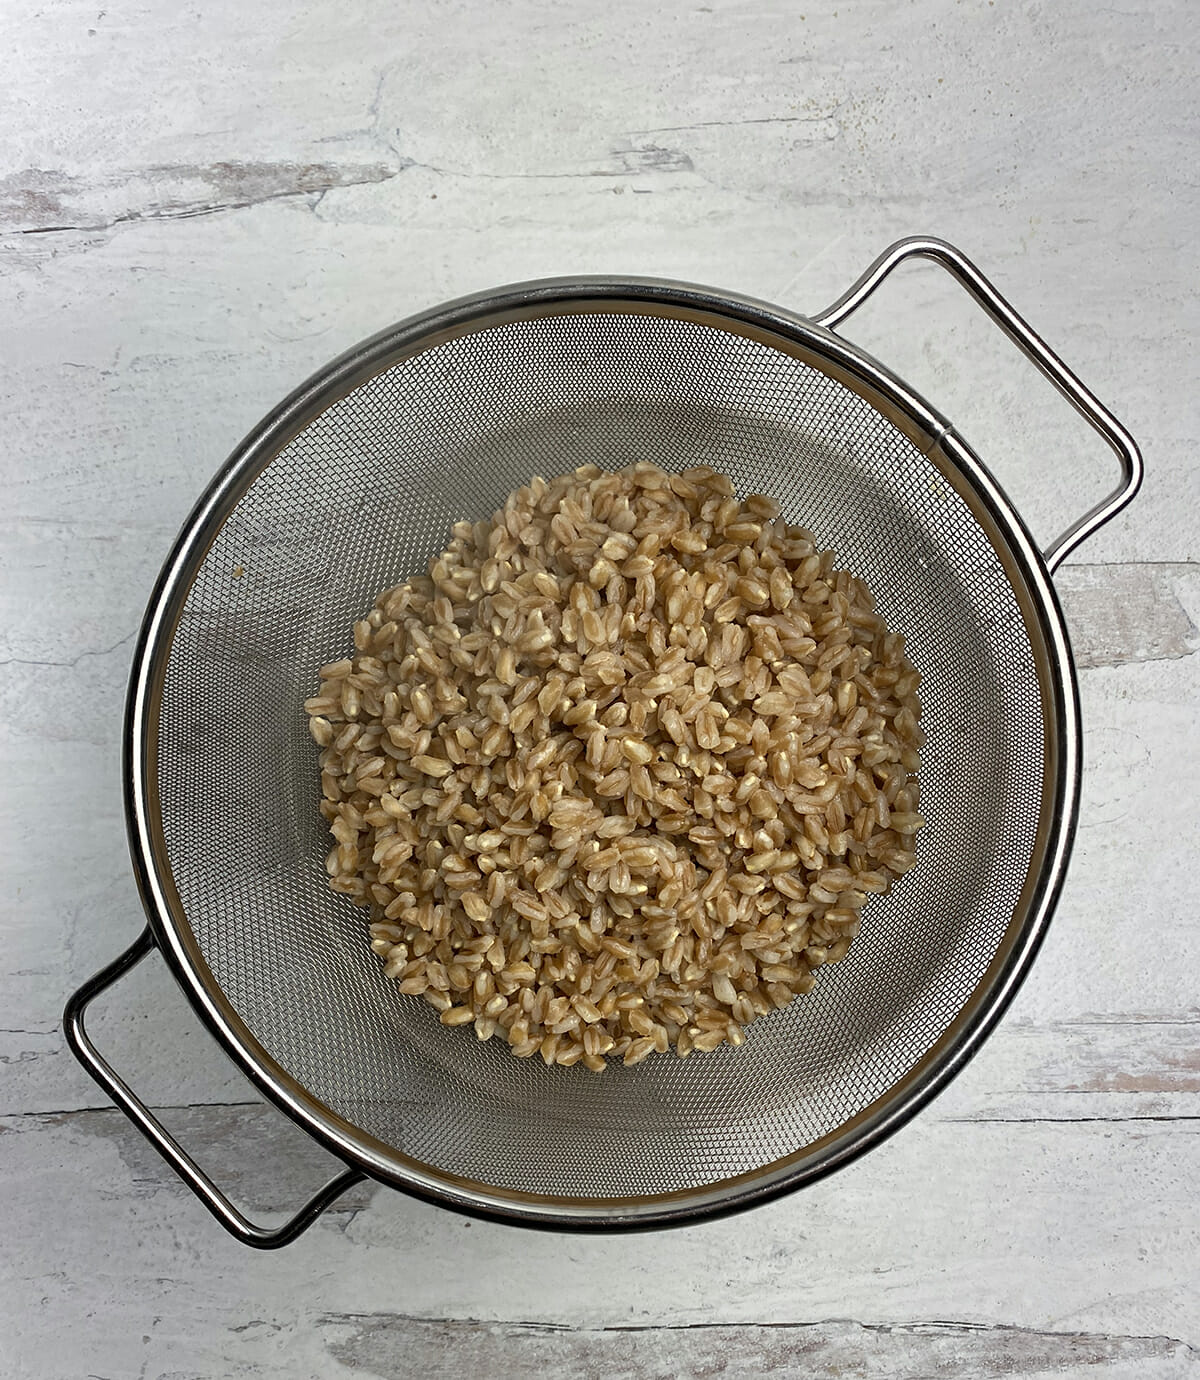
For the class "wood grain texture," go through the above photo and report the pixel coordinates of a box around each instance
[320,1315,1199,1380]
[1,0,1197,1375]
[1,161,402,235]
[2,1112,1197,1377]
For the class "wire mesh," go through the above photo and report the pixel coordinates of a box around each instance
[155,306,1046,1201]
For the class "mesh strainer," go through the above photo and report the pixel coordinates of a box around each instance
[66,238,1141,1247]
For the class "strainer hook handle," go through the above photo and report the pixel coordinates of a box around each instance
[813,236,1143,572]
[63,926,367,1249]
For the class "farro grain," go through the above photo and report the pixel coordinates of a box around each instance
[308,462,922,1070]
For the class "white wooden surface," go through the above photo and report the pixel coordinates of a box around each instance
[2,2,1197,1376]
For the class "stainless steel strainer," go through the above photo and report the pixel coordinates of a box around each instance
[66,238,1141,1247]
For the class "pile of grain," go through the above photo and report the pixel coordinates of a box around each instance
[306,462,923,1070]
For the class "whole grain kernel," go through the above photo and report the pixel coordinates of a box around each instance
[309,461,921,1070]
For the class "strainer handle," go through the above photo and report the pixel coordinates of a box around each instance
[63,926,367,1249]
[812,236,1143,571]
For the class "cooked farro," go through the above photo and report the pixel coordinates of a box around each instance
[306,462,923,1070]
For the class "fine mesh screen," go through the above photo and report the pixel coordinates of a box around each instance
[155,308,1046,1200]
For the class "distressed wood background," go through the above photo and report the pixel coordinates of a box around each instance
[2,1,1196,1376]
